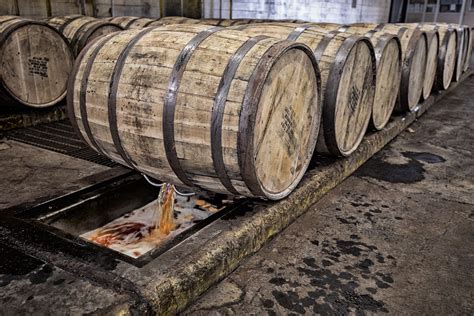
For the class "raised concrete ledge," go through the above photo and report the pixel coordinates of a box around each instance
[136,72,472,314]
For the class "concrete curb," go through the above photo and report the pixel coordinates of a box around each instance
[139,73,472,315]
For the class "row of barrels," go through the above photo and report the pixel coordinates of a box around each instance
[0,16,472,200]
[0,15,471,109]
[66,18,472,200]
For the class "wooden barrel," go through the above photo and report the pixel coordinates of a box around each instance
[151,18,307,27]
[200,19,307,26]
[198,19,223,26]
[367,23,427,112]
[335,25,402,130]
[449,24,464,82]
[68,24,322,200]
[399,24,439,100]
[106,16,141,29]
[418,24,457,91]
[233,23,376,156]
[126,17,156,29]
[0,16,74,108]
[459,25,469,73]
[314,23,343,30]
[462,25,471,72]
[47,15,123,56]
[217,19,257,26]
[156,16,201,24]
[147,17,202,27]
[421,30,439,99]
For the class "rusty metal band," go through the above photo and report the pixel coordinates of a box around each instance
[57,15,84,34]
[287,24,312,41]
[163,27,222,188]
[123,17,142,29]
[77,34,119,156]
[314,30,340,60]
[108,28,157,171]
[211,35,269,195]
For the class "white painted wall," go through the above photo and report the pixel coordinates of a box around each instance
[203,0,391,23]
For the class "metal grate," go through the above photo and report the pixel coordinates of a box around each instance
[6,120,119,168]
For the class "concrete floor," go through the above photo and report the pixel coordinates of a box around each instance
[0,243,131,314]
[0,140,109,210]
[185,78,474,314]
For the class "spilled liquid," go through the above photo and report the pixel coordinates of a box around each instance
[156,184,175,236]
[82,184,232,258]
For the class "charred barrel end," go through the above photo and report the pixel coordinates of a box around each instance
[0,18,74,108]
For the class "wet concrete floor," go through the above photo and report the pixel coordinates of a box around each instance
[185,78,474,314]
